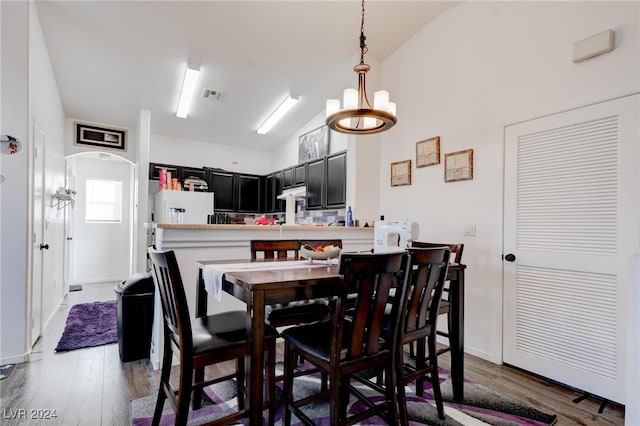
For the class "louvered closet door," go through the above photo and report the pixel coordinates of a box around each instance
[503,94,639,404]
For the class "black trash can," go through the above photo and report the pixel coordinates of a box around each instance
[114,272,155,362]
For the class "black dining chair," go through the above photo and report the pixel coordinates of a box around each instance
[280,251,410,426]
[147,247,278,426]
[410,241,464,358]
[250,239,332,328]
[391,247,451,421]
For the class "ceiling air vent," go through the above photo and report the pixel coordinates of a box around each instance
[201,89,223,100]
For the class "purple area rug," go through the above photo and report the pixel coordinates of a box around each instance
[55,300,118,351]
[130,363,557,425]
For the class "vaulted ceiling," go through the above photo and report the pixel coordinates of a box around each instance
[36,1,458,152]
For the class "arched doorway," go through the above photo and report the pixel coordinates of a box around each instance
[64,151,136,289]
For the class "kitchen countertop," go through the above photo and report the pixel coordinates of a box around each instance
[156,224,373,231]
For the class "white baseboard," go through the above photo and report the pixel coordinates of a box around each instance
[1,353,27,366]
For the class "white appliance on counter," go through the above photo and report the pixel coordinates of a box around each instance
[154,191,214,224]
[374,219,420,253]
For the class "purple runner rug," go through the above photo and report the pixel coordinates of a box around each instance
[55,300,118,351]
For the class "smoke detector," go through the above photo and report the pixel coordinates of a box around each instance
[201,89,223,100]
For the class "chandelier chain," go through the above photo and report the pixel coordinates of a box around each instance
[359,0,368,64]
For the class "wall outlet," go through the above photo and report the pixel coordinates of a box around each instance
[464,224,476,236]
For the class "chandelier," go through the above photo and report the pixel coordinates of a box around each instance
[325,0,397,135]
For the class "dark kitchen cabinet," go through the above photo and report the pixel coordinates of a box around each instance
[304,151,347,210]
[294,164,306,187]
[264,172,284,213]
[207,169,235,212]
[274,171,284,212]
[325,152,347,208]
[179,166,207,182]
[282,167,294,189]
[148,152,346,214]
[264,174,275,212]
[236,174,261,212]
[306,158,325,210]
[149,163,180,180]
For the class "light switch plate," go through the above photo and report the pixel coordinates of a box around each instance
[464,224,476,237]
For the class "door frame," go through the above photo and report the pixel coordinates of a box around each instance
[502,93,640,406]
[65,152,136,286]
[29,121,46,347]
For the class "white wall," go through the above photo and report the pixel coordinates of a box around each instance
[150,132,273,175]
[380,1,639,362]
[1,1,67,363]
[30,0,67,332]
[1,0,29,364]
[70,157,132,284]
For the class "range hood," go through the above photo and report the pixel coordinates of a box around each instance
[276,186,307,200]
[277,186,306,225]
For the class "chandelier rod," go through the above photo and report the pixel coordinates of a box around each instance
[359,0,368,65]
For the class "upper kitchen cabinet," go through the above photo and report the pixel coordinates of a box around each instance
[236,174,262,212]
[179,166,207,182]
[325,151,346,208]
[305,157,325,210]
[294,164,306,187]
[206,169,235,212]
[149,163,180,180]
[282,167,294,189]
[305,151,347,210]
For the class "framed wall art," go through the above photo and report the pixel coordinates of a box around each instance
[444,149,473,182]
[391,159,412,186]
[416,136,440,167]
[298,125,329,163]
[75,121,127,151]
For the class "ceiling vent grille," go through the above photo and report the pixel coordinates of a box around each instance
[202,89,223,100]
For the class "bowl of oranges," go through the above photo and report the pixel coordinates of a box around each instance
[300,244,341,264]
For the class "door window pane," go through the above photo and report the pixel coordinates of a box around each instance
[86,179,122,222]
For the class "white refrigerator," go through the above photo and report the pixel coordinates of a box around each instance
[154,191,214,224]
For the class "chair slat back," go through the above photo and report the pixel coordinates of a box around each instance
[250,240,300,261]
[148,248,193,348]
[402,247,450,343]
[337,252,409,360]
[410,241,464,263]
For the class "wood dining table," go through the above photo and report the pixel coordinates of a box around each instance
[195,258,466,426]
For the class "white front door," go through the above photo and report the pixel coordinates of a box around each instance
[30,123,46,346]
[503,94,639,404]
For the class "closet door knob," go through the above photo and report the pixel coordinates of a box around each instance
[503,253,516,262]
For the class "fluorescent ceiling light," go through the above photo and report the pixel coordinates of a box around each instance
[257,95,299,134]
[176,65,200,119]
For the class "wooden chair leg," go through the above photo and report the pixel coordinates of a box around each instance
[415,338,427,397]
[267,342,276,426]
[329,370,343,425]
[396,364,409,426]
[152,339,173,426]
[193,367,204,410]
[429,334,445,420]
[236,357,245,410]
[385,365,401,425]
[320,371,328,392]
[176,358,194,426]
[282,343,296,426]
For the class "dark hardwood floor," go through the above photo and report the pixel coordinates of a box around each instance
[0,282,625,425]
